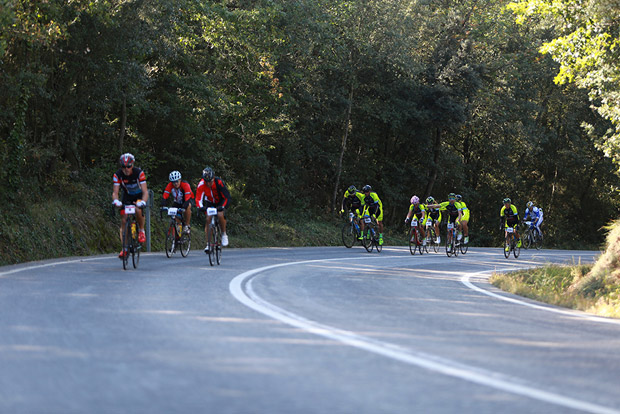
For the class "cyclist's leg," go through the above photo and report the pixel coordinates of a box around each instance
[434,215,441,243]
[184,205,192,227]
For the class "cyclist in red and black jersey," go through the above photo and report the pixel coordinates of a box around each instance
[196,166,232,252]
[161,170,194,233]
[112,153,149,258]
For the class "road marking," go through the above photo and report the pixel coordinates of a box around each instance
[230,257,620,414]
[0,256,117,278]
[460,269,620,326]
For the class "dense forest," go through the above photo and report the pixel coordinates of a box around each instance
[1,0,619,261]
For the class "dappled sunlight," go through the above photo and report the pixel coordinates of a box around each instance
[219,336,342,346]
[0,344,88,359]
[494,338,572,349]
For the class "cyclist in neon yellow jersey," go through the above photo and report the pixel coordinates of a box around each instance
[500,198,521,251]
[456,194,470,244]
[427,193,461,253]
[361,184,384,245]
[404,195,427,247]
[424,196,441,244]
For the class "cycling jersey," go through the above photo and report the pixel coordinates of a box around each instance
[196,177,231,209]
[409,203,426,220]
[500,204,519,226]
[113,167,146,203]
[163,180,194,207]
[425,205,441,222]
[439,201,460,223]
[524,206,543,220]
[363,192,383,221]
[342,190,365,215]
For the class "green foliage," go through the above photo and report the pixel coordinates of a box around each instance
[0,0,619,262]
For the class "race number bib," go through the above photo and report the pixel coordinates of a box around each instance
[124,205,136,215]
[207,207,218,216]
[168,207,178,216]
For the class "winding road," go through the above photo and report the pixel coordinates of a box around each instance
[1,246,619,414]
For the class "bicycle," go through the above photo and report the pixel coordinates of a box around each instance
[204,207,222,266]
[161,207,191,258]
[445,222,459,257]
[119,204,143,270]
[504,225,521,258]
[341,212,362,248]
[361,213,382,253]
[458,225,468,255]
[425,218,439,253]
[408,218,424,255]
[522,221,543,250]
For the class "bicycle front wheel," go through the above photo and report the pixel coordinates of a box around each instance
[409,228,417,255]
[460,238,468,255]
[535,231,543,250]
[445,236,452,257]
[514,238,521,258]
[208,225,216,266]
[165,223,176,258]
[523,229,532,249]
[342,222,355,248]
[504,235,511,258]
[363,228,373,252]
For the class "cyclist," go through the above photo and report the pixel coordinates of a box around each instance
[161,170,194,234]
[361,185,384,245]
[404,195,427,246]
[112,153,148,258]
[340,185,365,219]
[425,196,441,244]
[427,193,461,253]
[524,201,543,239]
[500,198,521,251]
[456,194,470,244]
[196,166,232,253]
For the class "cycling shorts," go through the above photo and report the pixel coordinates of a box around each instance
[461,210,470,221]
[367,204,383,221]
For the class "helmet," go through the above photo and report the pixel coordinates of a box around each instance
[426,196,435,204]
[169,170,182,182]
[362,185,372,192]
[202,166,214,181]
[527,201,534,208]
[456,194,462,201]
[503,198,511,204]
[347,185,357,194]
[448,192,456,200]
[410,195,420,204]
[119,153,135,168]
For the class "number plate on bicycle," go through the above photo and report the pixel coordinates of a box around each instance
[124,205,136,215]
[207,207,218,216]
[411,220,417,227]
[168,207,178,216]
[506,227,514,233]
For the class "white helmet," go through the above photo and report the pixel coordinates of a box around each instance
[169,170,182,182]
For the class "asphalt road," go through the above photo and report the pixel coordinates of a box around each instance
[1,246,618,414]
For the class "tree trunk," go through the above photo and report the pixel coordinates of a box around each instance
[332,87,354,213]
[119,95,127,151]
[424,128,442,198]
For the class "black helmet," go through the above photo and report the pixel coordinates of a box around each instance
[362,184,372,192]
[426,196,435,204]
[503,198,511,204]
[202,166,214,181]
[347,185,357,194]
[456,194,462,201]
[119,153,135,168]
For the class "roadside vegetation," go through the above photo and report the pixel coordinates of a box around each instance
[491,220,620,318]
[1,0,619,265]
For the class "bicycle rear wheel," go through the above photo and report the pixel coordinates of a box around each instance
[131,221,140,268]
[342,222,356,248]
[215,225,222,265]
[122,220,131,270]
[165,223,176,258]
[208,224,216,266]
[409,228,417,255]
[514,238,521,258]
[180,230,191,257]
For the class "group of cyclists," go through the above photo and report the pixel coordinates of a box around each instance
[500,198,544,251]
[112,153,231,258]
[341,184,544,254]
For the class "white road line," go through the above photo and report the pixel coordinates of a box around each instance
[229,257,620,414]
[460,269,620,326]
[0,256,117,278]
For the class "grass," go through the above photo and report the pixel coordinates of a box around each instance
[491,262,620,319]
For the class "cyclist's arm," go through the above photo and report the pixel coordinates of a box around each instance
[138,170,148,203]
[195,180,205,209]
[216,179,231,209]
